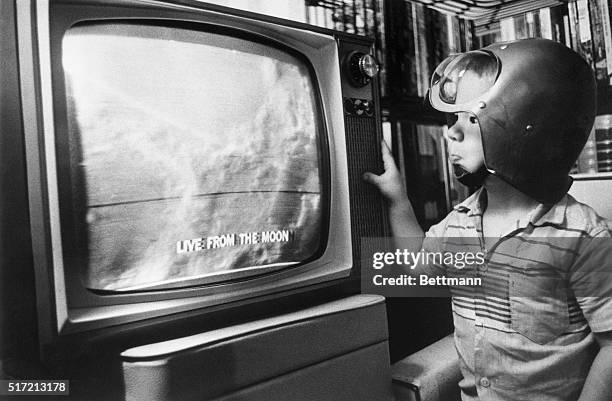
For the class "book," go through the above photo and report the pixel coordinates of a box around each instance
[417,125,439,157]
[540,7,553,39]
[462,19,475,51]
[427,8,450,72]
[595,114,612,172]
[415,125,444,223]
[355,0,366,36]
[568,1,580,50]
[578,126,598,173]
[564,13,573,48]
[525,11,542,38]
[330,2,346,32]
[500,17,516,41]
[413,2,430,97]
[374,0,387,97]
[549,5,568,45]
[576,0,596,68]
[588,0,608,83]
[458,18,467,51]
[447,14,461,54]
[316,6,327,29]
[598,0,612,85]
[514,13,528,39]
[384,0,418,98]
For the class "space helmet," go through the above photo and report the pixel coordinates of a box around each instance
[428,38,597,204]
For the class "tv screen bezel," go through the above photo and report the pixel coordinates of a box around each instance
[58,19,332,294]
[20,0,354,343]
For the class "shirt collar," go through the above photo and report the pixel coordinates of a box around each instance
[453,187,568,227]
[521,195,568,227]
[453,187,486,216]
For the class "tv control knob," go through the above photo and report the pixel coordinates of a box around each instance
[358,54,379,78]
[346,52,379,87]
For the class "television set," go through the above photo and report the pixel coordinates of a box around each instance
[13,0,388,359]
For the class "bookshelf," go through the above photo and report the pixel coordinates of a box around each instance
[306,0,612,184]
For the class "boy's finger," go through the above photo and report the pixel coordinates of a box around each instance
[381,140,396,171]
[362,172,381,186]
[381,139,391,155]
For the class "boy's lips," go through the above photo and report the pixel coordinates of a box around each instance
[449,154,462,163]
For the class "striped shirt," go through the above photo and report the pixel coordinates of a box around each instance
[422,187,612,401]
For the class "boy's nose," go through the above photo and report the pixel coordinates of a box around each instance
[445,125,464,142]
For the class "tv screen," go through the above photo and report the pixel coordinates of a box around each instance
[61,22,327,292]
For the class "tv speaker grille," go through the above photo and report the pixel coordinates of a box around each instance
[344,113,389,274]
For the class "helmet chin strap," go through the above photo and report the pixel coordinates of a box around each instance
[454,164,489,188]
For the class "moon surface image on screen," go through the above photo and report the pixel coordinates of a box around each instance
[63,24,323,291]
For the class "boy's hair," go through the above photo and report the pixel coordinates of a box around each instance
[429,39,596,203]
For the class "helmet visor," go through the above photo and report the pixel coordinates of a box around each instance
[429,50,499,111]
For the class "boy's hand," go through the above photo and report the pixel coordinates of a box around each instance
[363,140,408,206]
[364,140,423,240]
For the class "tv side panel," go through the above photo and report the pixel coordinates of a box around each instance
[337,35,390,275]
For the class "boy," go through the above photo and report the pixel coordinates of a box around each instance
[364,39,612,400]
